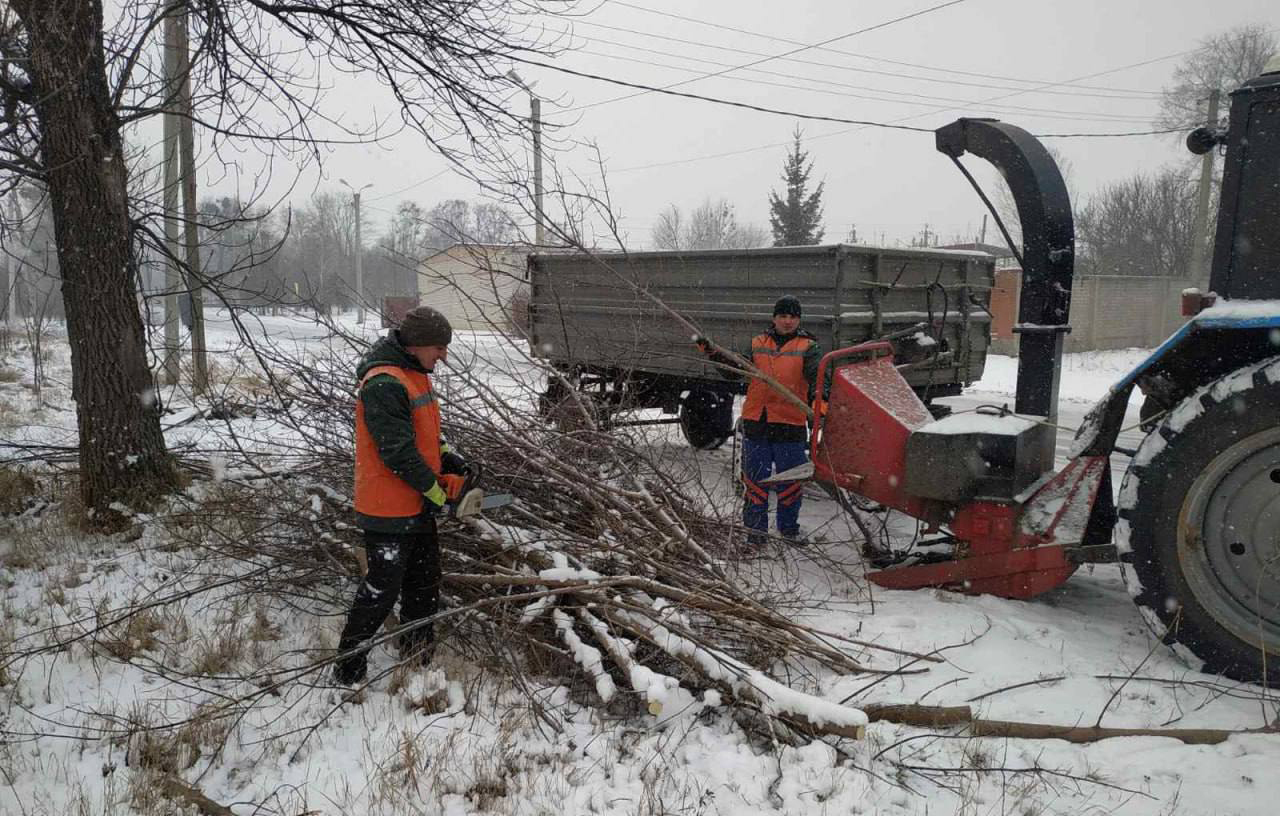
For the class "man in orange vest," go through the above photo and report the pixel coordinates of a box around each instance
[334,306,469,685]
[700,295,821,544]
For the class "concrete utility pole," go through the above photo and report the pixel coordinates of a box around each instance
[161,11,182,385]
[507,71,544,246]
[176,9,207,394]
[339,179,372,324]
[4,197,20,325]
[1188,89,1221,285]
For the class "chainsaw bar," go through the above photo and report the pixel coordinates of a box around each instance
[452,488,515,519]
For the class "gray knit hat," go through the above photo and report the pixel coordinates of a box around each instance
[397,306,453,347]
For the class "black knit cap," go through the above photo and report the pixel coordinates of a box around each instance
[773,295,802,318]
[397,306,453,347]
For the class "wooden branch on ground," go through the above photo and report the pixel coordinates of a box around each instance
[160,774,235,816]
[862,702,1280,745]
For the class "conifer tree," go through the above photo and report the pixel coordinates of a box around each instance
[768,127,825,246]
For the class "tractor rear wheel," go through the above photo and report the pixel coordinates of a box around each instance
[1122,357,1280,684]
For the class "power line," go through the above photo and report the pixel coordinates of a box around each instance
[606,1,1163,97]
[367,166,454,203]
[519,56,936,132]
[566,0,970,113]
[571,44,1156,124]
[539,39,1205,177]
[572,16,1160,101]
[516,56,1184,139]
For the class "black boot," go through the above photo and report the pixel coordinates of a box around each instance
[332,652,368,685]
[398,626,437,668]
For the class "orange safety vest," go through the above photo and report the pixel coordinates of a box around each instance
[740,333,814,427]
[354,365,443,519]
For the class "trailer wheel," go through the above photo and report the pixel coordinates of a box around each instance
[680,390,733,450]
[538,374,603,433]
[1122,358,1280,684]
[537,377,570,418]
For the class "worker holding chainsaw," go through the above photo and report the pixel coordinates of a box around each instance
[334,305,469,685]
[697,295,822,545]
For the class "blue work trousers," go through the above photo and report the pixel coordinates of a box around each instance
[741,436,807,536]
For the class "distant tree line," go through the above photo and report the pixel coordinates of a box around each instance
[168,194,519,315]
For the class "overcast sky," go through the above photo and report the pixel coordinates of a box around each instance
[230,0,1278,249]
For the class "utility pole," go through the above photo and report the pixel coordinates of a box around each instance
[507,71,544,246]
[4,197,20,325]
[979,213,988,245]
[1188,89,1220,285]
[340,179,372,324]
[531,94,544,247]
[161,11,181,385]
[176,9,207,394]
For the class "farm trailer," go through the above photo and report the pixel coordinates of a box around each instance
[528,243,996,448]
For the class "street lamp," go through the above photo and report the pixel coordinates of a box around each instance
[506,70,544,247]
[339,178,374,324]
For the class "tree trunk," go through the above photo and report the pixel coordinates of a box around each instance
[14,0,177,521]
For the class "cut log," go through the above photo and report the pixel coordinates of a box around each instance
[862,702,1279,745]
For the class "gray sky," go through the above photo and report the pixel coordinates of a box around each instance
[261,0,1278,248]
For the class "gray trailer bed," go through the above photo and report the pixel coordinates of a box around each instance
[528,243,995,447]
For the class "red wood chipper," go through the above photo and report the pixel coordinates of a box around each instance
[795,115,1111,601]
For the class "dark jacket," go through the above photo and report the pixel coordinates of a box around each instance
[708,326,822,442]
[355,331,444,533]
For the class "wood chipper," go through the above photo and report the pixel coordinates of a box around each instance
[799,59,1280,684]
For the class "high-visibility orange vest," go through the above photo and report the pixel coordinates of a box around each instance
[740,333,814,427]
[354,365,442,519]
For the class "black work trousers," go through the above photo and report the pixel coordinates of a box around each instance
[337,523,441,675]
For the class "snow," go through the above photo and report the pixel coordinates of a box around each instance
[1196,298,1280,320]
[3,311,1279,816]
[969,347,1153,405]
[917,411,1039,435]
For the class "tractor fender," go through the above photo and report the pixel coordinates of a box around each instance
[1072,305,1280,459]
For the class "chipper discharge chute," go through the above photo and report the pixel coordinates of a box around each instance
[805,115,1102,600]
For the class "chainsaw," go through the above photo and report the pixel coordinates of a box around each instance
[448,463,514,519]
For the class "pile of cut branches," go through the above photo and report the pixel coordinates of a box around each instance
[185,314,919,740]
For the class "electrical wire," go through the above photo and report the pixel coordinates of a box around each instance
[366,166,454,203]
[565,0,971,113]
[608,0,1165,98]
[945,155,1024,268]
[575,13,1162,100]
[517,55,937,133]
[571,44,1158,124]
[516,55,1187,139]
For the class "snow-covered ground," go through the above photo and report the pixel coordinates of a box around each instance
[1,313,1276,816]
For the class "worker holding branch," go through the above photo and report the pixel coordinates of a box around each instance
[335,306,470,685]
[697,295,821,545]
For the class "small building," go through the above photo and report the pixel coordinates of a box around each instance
[416,243,530,332]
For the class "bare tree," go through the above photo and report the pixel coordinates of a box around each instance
[0,1,568,523]
[1076,165,1200,278]
[651,199,768,251]
[422,199,518,250]
[1156,23,1278,132]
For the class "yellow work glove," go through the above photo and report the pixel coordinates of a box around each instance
[423,481,448,513]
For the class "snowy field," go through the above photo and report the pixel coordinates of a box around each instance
[1,311,1277,816]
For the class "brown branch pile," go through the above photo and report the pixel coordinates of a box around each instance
[174,314,927,740]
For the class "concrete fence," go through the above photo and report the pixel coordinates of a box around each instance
[990,269,1200,355]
